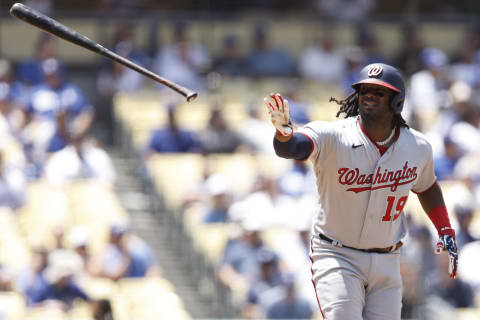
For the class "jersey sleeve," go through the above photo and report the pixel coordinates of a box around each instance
[411,139,437,193]
[297,121,335,164]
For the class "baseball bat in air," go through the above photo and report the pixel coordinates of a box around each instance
[9,3,198,102]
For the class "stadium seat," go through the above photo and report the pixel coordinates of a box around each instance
[147,154,204,211]
[0,292,25,320]
[80,276,118,300]
[456,308,480,320]
[261,227,298,249]
[0,208,30,272]
[117,277,190,320]
[24,305,67,320]
[67,300,93,319]
[67,181,129,253]
[192,223,232,264]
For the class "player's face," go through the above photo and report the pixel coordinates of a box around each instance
[358,84,395,122]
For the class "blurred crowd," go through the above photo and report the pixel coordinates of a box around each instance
[0,9,479,319]
[0,29,162,320]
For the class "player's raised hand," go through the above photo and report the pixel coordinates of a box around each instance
[435,234,458,278]
[264,93,293,137]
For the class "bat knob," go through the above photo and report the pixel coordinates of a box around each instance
[186,92,198,103]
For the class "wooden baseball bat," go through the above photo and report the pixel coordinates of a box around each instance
[9,3,198,102]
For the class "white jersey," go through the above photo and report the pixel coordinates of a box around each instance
[298,116,436,249]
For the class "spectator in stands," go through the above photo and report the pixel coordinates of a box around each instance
[450,42,479,88]
[399,257,423,319]
[69,225,94,275]
[142,104,202,158]
[245,23,296,77]
[282,83,310,125]
[427,251,475,308]
[97,0,148,15]
[51,224,67,250]
[44,135,116,186]
[92,222,159,281]
[0,83,18,141]
[394,23,426,76]
[453,202,478,250]
[340,45,365,95]
[407,48,450,131]
[265,273,314,319]
[198,107,246,154]
[357,28,389,66]
[17,34,63,86]
[213,34,246,77]
[431,80,473,141]
[239,101,276,155]
[23,0,53,15]
[202,173,232,223]
[216,217,266,292]
[457,240,480,295]
[33,249,90,311]
[433,136,462,181]
[96,25,149,145]
[273,214,317,309]
[16,245,49,306]
[35,58,93,153]
[0,82,30,178]
[278,160,316,198]
[0,264,13,291]
[448,103,480,155]
[315,0,375,22]
[153,21,211,92]
[0,148,26,210]
[97,24,148,95]
[228,175,297,229]
[91,298,114,320]
[21,57,94,175]
[402,224,436,278]
[298,28,346,85]
[242,248,284,318]
[0,59,28,110]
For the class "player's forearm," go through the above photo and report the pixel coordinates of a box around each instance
[273,132,313,160]
[417,182,446,212]
[417,182,455,237]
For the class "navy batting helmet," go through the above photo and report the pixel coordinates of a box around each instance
[352,63,405,114]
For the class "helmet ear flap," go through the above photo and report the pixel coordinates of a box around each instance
[390,92,404,114]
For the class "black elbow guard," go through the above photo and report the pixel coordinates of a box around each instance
[273,138,293,158]
[273,133,313,160]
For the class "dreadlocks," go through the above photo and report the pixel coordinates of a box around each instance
[330,92,408,128]
[331,92,358,119]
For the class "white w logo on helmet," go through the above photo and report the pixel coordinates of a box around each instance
[367,65,383,78]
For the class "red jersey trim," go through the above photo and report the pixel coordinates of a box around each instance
[357,118,399,156]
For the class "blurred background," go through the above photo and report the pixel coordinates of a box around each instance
[0,0,479,319]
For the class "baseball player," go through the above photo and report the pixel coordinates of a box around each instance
[263,63,458,319]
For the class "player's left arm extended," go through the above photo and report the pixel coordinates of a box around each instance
[417,182,458,278]
[264,93,313,160]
